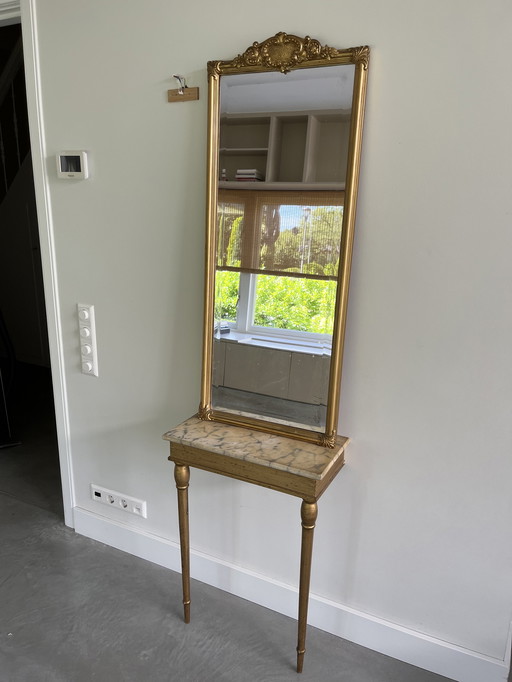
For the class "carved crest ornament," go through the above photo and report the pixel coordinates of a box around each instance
[208,32,369,77]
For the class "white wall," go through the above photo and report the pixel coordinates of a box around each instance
[19,1,512,680]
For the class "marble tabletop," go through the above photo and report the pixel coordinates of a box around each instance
[163,416,348,480]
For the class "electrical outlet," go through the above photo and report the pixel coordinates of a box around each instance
[90,484,147,518]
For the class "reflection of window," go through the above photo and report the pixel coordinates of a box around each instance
[216,190,343,338]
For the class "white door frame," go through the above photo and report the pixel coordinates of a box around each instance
[2,0,75,526]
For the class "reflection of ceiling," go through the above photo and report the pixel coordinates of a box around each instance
[220,65,355,114]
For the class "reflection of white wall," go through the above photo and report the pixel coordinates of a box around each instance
[221,65,355,113]
[213,339,330,405]
[21,2,512,681]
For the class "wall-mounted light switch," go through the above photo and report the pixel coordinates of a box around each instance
[77,303,98,376]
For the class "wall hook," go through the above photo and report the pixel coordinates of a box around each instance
[168,74,199,103]
[172,74,187,95]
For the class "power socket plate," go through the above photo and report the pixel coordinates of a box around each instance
[90,484,147,518]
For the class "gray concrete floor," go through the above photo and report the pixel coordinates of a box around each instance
[0,365,457,681]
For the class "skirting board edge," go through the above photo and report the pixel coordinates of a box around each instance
[73,507,510,682]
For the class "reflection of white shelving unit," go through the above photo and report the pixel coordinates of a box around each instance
[219,110,351,189]
[219,116,270,184]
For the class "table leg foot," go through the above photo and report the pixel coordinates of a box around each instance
[296,648,305,673]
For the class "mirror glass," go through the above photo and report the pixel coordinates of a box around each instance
[212,66,353,433]
[200,35,369,446]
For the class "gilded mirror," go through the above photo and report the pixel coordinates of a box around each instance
[199,33,369,446]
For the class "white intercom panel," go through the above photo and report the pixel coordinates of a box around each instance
[57,151,89,179]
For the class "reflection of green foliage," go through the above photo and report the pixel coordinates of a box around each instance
[214,203,342,334]
[274,206,343,273]
[215,271,336,334]
[260,205,280,270]
[226,216,243,266]
[217,202,244,266]
[323,261,339,277]
[215,270,239,322]
[254,275,336,334]
[274,230,300,270]
[303,263,325,276]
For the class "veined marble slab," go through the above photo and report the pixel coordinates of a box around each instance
[163,416,348,480]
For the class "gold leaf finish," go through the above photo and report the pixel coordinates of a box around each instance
[165,416,348,670]
[207,61,221,79]
[197,404,213,420]
[212,32,369,75]
[232,32,338,73]
[200,34,369,447]
[352,45,370,69]
[319,431,337,449]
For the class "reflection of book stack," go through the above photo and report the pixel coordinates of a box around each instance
[235,168,264,182]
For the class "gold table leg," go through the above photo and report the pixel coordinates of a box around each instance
[174,463,191,624]
[296,500,318,673]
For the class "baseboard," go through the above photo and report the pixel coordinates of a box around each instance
[73,507,510,682]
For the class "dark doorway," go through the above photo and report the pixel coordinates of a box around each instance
[0,21,62,517]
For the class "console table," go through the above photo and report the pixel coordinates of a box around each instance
[163,416,348,673]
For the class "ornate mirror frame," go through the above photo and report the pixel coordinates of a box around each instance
[199,33,369,447]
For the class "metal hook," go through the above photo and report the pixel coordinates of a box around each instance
[172,74,187,95]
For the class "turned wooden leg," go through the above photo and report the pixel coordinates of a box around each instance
[174,463,191,624]
[296,500,318,673]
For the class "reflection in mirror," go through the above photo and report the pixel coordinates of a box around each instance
[211,67,354,432]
